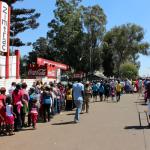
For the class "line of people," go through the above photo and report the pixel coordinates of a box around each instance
[0,81,68,136]
[1,78,149,136]
[0,79,124,136]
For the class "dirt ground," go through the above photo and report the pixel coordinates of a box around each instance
[1,94,150,150]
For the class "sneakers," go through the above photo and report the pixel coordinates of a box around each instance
[74,119,79,123]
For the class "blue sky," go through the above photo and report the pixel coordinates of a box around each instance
[13,0,150,76]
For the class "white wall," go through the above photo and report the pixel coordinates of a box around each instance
[9,56,17,78]
[0,56,6,78]
[0,56,16,78]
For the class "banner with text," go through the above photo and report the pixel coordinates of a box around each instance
[0,1,9,52]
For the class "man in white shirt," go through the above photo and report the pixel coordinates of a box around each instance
[73,79,84,123]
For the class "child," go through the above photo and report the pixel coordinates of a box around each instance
[5,96,15,135]
[30,97,38,129]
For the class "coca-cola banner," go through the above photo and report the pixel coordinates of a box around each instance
[37,58,68,70]
[28,65,47,77]
[47,66,57,78]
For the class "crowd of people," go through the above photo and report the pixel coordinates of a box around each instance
[0,78,150,136]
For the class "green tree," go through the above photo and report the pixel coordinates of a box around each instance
[28,37,61,64]
[9,0,40,47]
[47,0,84,70]
[81,5,106,74]
[102,23,150,76]
[120,63,138,79]
[47,0,106,73]
[102,42,114,77]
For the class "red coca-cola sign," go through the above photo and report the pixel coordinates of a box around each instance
[37,58,68,70]
[28,65,47,77]
[47,66,57,78]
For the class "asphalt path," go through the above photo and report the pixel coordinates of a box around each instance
[1,94,150,150]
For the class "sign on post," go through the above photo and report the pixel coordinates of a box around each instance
[0,1,9,52]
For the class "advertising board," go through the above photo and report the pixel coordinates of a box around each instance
[0,1,9,52]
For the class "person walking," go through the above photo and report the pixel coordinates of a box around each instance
[92,82,98,102]
[73,79,84,123]
[82,81,92,113]
[65,83,73,111]
[98,81,104,102]
[104,80,110,101]
[116,80,122,102]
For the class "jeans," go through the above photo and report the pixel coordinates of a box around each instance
[74,100,83,121]
[54,99,58,114]
[116,92,121,101]
[43,104,51,122]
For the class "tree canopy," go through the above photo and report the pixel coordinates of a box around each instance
[10,0,40,47]
[102,23,150,77]
[120,63,138,79]
[47,0,106,73]
[13,0,150,78]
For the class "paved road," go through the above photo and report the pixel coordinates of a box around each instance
[1,94,150,150]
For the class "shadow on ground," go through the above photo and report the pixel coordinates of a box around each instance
[21,128,36,131]
[67,113,75,116]
[124,125,150,130]
[134,101,147,105]
[52,121,75,125]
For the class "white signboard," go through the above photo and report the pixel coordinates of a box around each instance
[9,56,17,78]
[56,69,61,83]
[0,1,9,52]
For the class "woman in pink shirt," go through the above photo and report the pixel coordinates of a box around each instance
[12,84,23,131]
